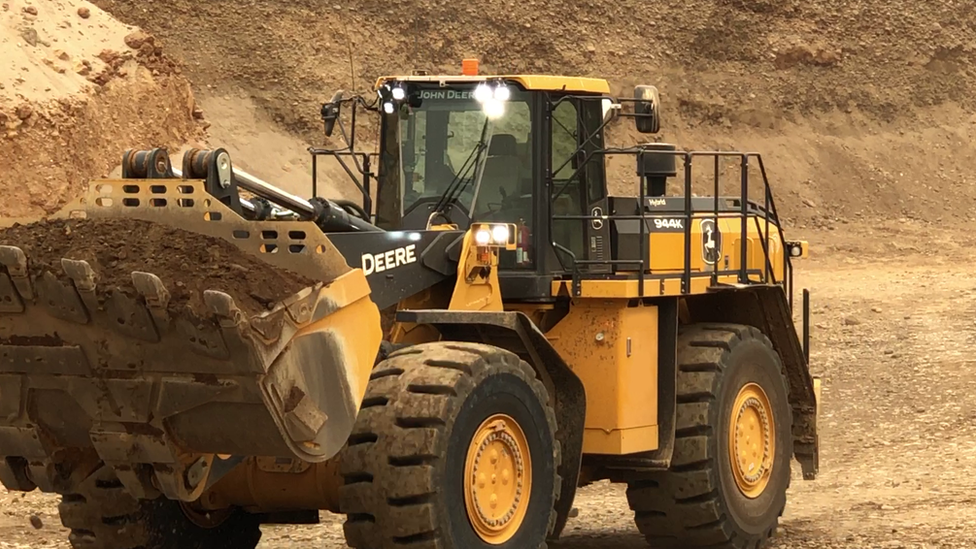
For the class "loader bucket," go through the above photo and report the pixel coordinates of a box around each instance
[0,178,382,503]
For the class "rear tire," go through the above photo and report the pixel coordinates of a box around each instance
[626,323,793,549]
[59,464,261,549]
[338,341,561,549]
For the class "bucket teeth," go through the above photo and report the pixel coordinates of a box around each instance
[0,245,33,300]
[131,271,172,329]
[37,271,90,325]
[131,271,171,309]
[0,271,24,313]
[60,258,96,292]
[61,259,101,316]
[203,289,244,324]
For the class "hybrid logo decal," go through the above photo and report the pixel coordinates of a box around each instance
[362,244,417,275]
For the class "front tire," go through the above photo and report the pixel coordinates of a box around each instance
[338,341,561,549]
[626,323,793,549]
[58,464,261,549]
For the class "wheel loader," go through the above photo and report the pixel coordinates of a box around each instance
[0,61,821,549]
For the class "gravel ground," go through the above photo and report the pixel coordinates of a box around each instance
[3,224,975,548]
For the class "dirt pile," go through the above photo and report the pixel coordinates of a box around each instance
[0,0,204,220]
[0,217,317,316]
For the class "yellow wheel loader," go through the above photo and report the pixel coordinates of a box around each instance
[0,63,821,549]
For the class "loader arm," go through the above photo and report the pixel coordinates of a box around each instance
[0,149,465,503]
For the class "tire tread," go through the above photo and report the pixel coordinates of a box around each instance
[339,341,559,549]
[626,323,793,549]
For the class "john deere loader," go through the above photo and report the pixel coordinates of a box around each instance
[0,63,821,549]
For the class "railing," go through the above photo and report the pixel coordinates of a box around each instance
[308,94,378,216]
[548,144,796,310]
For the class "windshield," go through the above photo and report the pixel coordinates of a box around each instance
[395,86,534,221]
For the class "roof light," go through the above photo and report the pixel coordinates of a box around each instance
[474,83,493,103]
[493,84,511,102]
[382,101,395,114]
[391,86,406,101]
[462,58,480,76]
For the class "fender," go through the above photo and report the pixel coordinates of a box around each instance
[684,284,819,479]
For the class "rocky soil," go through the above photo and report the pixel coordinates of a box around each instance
[85,0,976,224]
[0,0,203,220]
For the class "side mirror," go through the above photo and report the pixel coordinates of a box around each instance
[634,85,661,134]
[321,90,344,137]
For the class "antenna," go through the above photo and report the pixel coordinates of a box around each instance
[413,17,419,65]
[338,16,357,92]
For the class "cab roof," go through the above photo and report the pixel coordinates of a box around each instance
[374,74,611,95]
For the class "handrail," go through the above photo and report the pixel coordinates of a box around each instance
[547,144,795,310]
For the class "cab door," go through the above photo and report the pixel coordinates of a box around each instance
[580,99,611,274]
[550,97,611,274]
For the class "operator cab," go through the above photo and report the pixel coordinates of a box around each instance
[316,66,796,305]
[370,73,622,300]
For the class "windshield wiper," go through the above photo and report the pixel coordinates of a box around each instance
[429,118,492,225]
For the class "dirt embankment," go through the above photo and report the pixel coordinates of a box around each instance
[0,0,204,220]
[86,0,976,227]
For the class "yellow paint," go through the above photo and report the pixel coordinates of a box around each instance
[448,227,505,312]
[391,225,513,343]
[464,414,532,544]
[551,213,790,299]
[375,75,611,94]
[203,457,343,513]
[728,383,775,499]
[583,425,660,456]
[546,302,659,455]
[552,275,744,299]
[295,270,382,415]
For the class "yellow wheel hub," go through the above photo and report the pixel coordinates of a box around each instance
[464,414,532,544]
[728,382,775,499]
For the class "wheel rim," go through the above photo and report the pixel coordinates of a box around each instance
[463,413,532,544]
[728,382,775,499]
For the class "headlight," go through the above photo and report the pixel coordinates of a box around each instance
[494,84,510,101]
[491,224,509,244]
[391,86,406,101]
[475,229,492,245]
[471,223,516,248]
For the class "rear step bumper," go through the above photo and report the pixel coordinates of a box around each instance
[0,250,380,502]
